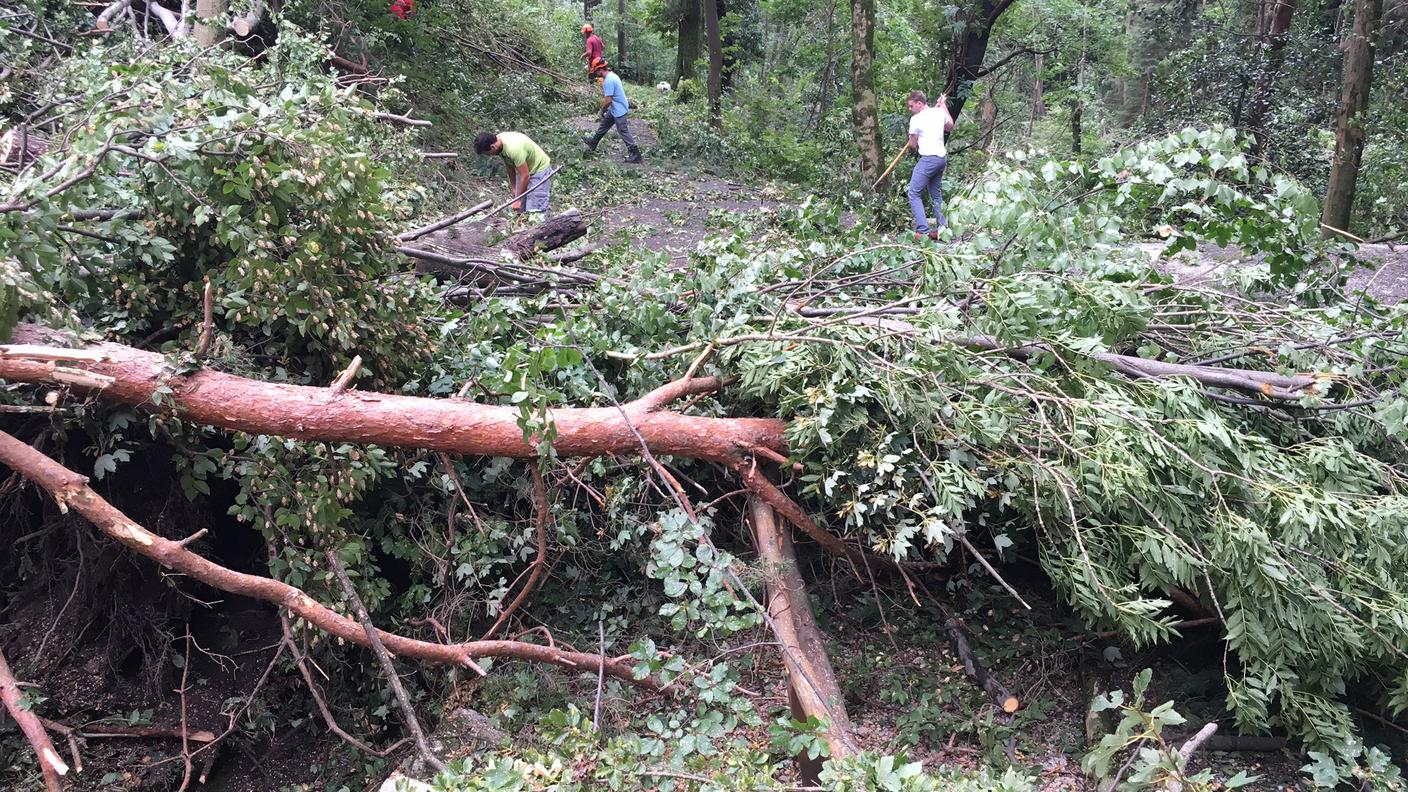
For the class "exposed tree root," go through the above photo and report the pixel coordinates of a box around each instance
[481,467,550,641]
[0,430,662,690]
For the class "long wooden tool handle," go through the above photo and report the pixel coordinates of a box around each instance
[871,141,911,190]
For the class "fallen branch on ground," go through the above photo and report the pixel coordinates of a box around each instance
[0,649,67,792]
[0,429,663,689]
[750,499,857,773]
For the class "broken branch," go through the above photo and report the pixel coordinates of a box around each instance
[0,649,67,792]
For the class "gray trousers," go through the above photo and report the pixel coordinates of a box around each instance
[908,155,947,233]
[588,113,637,149]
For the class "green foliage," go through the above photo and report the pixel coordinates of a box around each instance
[819,752,1036,791]
[1083,669,1253,791]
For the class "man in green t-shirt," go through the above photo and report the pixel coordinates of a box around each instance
[473,131,552,214]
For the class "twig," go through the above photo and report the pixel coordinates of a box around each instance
[326,550,445,773]
[372,110,431,127]
[1166,722,1218,792]
[177,627,195,792]
[398,199,494,242]
[196,281,213,357]
[480,468,550,640]
[957,534,1031,610]
[939,606,1020,713]
[328,355,362,396]
[593,620,606,731]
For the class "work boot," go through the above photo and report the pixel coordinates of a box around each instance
[928,230,939,241]
[624,145,643,164]
[581,136,598,153]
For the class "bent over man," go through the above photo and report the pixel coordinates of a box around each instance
[474,131,552,214]
[906,90,954,240]
[583,59,643,164]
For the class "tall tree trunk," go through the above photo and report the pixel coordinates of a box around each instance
[943,0,1019,120]
[1031,51,1045,128]
[194,0,227,46]
[1071,97,1083,154]
[819,0,838,113]
[704,0,723,128]
[1244,0,1298,154]
[675,0,702,87]
[1320,0,1382,235]
[618,0,627,78]
[849,0,882,187]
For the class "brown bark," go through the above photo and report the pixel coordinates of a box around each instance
[940,609,1020,713]
[0,325,785,465]
[0,128,48,168]
[0,430,661,689]
[618,0,628,78]
[943,0,1020,121]
[193,0,226,47]
[1245,0,1298,154]
[849,0,882,187]
[1320,0,1382,235]
[675,0,703,88]
[750,499,856,772]
[0,649,67,791]
[481,468,550,640]
[704,0,724,128]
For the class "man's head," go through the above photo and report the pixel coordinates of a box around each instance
[907,90,927,115]
[473,132,501,155]
[582,23,593,35]
[589,57,609,78]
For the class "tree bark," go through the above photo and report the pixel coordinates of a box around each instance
[0,326,787,464]
[749,499,856,774]
[943,0,1019,120]
[618,0,628,78]
[0,128,48,168]
[849,0,882,187]
[1071,97,1083,155]
[1244,0,1298,155]
[1319,0,1381,235]
[193,0,226,47]
[675,0,702,88]
[704,0,724,128]
[0,430,661,690]
[0,650,68,792]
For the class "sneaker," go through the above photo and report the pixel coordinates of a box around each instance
[928,231,939,241]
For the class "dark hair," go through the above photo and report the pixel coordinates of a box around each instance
[907,90,927,104]
[473,132,498,154]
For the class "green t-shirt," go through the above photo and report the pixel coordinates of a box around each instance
[497,132,550,175]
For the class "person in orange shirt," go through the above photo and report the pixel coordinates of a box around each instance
[582,24,604,68]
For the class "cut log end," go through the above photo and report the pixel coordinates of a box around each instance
[1001,695,1020,714]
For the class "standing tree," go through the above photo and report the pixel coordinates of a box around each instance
[704,0,724,127]
[850,0,882,186]
[619,0,628,77]
[675,0,702,87]
[1243,0,1299,155]
[1320,0,1382,234]
[944,0,1022,119]
[194,0,226,45]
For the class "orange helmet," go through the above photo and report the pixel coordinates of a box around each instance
[589,57,608,74]
[582,23,593,33]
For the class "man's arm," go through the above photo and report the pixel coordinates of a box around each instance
[513,162,530,207]
[938,96,955,133]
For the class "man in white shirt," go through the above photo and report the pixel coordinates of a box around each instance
[905,90,954,240]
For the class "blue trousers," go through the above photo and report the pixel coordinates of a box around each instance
[908,155,947,233]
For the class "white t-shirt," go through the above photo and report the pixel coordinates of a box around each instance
[908,106,948,157]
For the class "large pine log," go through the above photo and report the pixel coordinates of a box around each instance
[0,324,785,465]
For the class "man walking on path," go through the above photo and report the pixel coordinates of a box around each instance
[474,131,553,215]
[906,90,954,241]
[583,59,643,164]
[582,24,604,68]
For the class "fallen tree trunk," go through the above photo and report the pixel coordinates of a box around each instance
[411,209,587,268]
[0,430,660,689]
[0,325,785,464]
[750,499,857,772]
[0,128,48,168]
